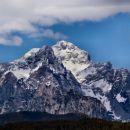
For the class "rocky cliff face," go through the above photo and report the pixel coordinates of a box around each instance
[52,41,91,82]
[0,45,107,119]
[53,41,130,121]
[1,40,130,121]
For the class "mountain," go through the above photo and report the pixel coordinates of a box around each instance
[52,41,91,82]
[0,40,130,121]
[53,41,130,121]
[0,45,107,119]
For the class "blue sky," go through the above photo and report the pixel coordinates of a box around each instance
[0,0,130,70]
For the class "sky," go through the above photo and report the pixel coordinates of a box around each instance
[0,0,130,70]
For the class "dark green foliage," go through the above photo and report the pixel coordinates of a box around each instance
[0,118,130,130]
[0,112,130,130]
[0,111,86,125]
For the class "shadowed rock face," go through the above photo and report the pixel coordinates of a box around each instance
[53,41,130,121]
[0,45,108,119]
[79,63,130,120]
[1,41,130,121]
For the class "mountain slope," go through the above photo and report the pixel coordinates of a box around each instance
[52,41,91,82]
[0,45,107,119]
[53,41,130,121]
[1,40,130,121]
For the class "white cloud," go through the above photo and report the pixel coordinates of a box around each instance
[42,29,67,40]
[0,35,23,46]
[0,0,130,46]
[0,21,36,34]
[31,29,67,40]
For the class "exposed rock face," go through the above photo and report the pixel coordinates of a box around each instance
[1,40,130,121]
[52,41,91,81]
[0,45,107,119]
[80,63,130,120]
[53,41,130,121]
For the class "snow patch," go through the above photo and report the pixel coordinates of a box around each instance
[24,48,40,59]
[31,62,43,73]
[82,88,112,112]
[52,41,90,81]
[62,60,89,76]
[82,88,121,120]
[76,66,97,82]
[110,112,121,120]
[94,79,112,93]
[86,79,112,93]
[12,69,30,79]
[116,93,127,103]
[12,48,40,63]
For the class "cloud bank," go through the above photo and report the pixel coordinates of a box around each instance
[0,0,130,46]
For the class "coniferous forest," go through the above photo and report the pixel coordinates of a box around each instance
[0,118,130,130]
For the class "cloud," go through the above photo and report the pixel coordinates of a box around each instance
[0,0,130,46]
[0,35,23,46]
[31,29,67,40]
[42,29,67,40]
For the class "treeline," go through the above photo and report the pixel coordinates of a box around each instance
[0,118,130,130]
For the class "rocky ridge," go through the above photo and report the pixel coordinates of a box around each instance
[0,44,107,119]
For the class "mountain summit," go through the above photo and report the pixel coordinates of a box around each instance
[0,43,107,119]
[53,41,130,121]
[52,41,91,82]
[0,41,130,121]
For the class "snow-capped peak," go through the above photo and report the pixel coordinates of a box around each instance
[12,48,40,64]
[8,48,40,79]
[52,41,91,80]
[55,40,75,48]
[23,48,40,60]
[1,41,130,121]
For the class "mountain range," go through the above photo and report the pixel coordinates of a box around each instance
[0,41,130,121]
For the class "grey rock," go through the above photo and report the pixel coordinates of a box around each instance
[0,45,108,120]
